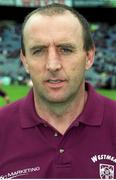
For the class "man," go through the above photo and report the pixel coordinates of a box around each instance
[0,3,116,179]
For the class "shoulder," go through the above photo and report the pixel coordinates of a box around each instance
[86,82,116,118]
[0,98,25,127]
[0,89,33,118]
[98,94,116,124]
[96,91,116,112]
[0,89,33,129]
[102,95,116,112]
[100,96,116,142]
[0,98,23,114]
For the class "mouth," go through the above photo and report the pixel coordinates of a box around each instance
[47,79,64,83]
[45,79,66,88]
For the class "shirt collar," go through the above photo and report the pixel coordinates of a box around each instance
[20,89,44,128]
[20,82,104,128]
[73,82,104,127]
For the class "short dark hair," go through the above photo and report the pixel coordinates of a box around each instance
[21,3,94,55]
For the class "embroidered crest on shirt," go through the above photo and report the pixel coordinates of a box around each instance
[99,163,114,179]
[91,154,116,164]
[91,154,116,179]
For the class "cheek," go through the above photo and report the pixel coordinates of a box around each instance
[28,60,44,73]
[28,63,43,82]
[73,61,86,73]
[65,59,86,78]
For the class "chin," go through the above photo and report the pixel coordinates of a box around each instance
[44,94,68,103]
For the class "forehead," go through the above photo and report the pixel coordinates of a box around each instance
[23,12,83,45]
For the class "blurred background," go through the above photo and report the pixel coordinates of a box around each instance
[0,0,116,106]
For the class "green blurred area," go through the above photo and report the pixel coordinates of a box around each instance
[0,84,116,107]
[0,85,30,106]
[97,89,116,99]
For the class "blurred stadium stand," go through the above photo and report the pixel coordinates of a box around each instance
[0,0,116,89]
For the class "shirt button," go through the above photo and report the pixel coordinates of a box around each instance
[59,148,64,154]
[44,123,47,127]
[54,132,58,137]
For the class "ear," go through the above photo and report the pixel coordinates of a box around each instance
[20,50,29,73]
[85,47,95,70]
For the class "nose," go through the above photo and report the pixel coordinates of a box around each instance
[46,46,62,72]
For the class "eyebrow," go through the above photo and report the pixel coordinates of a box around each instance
[29,42,77,52]
[30,45,47,52]
[56,43,77,50]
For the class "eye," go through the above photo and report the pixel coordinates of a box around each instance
[62,48,72,53]
[59,46,73,55]
[33,48,44,55]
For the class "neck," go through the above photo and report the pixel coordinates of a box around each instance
[34,87,87,134]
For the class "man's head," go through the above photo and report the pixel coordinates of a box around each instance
[20,3,95,104]
[21,3,94,56]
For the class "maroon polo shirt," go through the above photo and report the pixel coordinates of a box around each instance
[0,82,116,179]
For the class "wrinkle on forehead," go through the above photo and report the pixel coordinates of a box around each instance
[24,11,82,36]
[23,12,83,49]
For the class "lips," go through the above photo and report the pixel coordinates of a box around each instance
[47,79,64,83]
[45,79,66,88]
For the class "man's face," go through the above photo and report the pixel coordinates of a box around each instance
[21,12,94,103]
